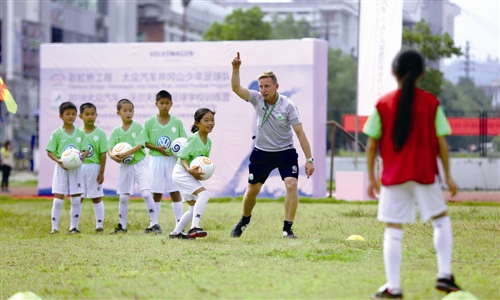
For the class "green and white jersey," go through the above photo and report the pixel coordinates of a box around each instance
[46,126,89,158]
[177,132,212,166]
[144,115,188,156]
[82,126,108,164]
[108,121,146,164]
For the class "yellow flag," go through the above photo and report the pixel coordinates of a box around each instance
[0,76,18,114]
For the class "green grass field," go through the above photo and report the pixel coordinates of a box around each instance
[1,197,499,299]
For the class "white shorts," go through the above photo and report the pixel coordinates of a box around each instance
[117,159,150,195]
[82,163,104,199]
[149,155,178,194]
[378,176,447,223]
[52,164,84,196]
[172,164,203,202]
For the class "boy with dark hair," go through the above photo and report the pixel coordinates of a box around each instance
[79,102,108,233]
[144,90,188,231]
[108,99,160,234]
[46,101,89,234]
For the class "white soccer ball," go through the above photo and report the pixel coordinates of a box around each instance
[61,148,83,170]
[112,142,134,164]
[189,156,214,181]
[170,137,188,158]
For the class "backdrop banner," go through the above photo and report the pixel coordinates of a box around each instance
[356,0,403,117]
[39,39,328,198]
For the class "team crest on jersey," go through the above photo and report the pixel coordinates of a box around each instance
[157,136,171,148]
[94,136,99,142]
[87,144,94,158]
[77,137,81,143]
[64,145,77,152]
[172,127,177,133]
[132,132,136,138]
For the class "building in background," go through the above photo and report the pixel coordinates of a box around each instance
[138,0,230,42]
[0,0,228,157]
[0,0,464,170]
[403,0,461,70]
[220,0,359,56]
[0,0,137,169]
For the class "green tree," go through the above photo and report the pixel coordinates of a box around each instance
[328,49,357,112]
[327,48,358,151]
[203,6,271,41]
[270,13,316,39]
[402,20,462,96]
[440,77,494,151]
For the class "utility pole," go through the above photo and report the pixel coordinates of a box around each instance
[461,41,474,79]
[182,0,191,42]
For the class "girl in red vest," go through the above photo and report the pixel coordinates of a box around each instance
[364,49,461,299]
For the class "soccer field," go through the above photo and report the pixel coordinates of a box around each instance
[1,198,498,299]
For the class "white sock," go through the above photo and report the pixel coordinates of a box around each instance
[119,194,130,229]
[192,191,210,228]
[173,206,193,234]
[141,190,158,226]
[155,201,162,221]
[51,198,64,230]
[93,201,105,228]
[69,196,82,230]
[150,201,162,227]
[172,201,183,223]
[433,215,453,278]
[384,227,403,291]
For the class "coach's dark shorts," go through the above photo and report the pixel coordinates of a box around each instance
[248,148,299,184]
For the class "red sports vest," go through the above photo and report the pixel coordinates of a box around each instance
[376,88,440,186]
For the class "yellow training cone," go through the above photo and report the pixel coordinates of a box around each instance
[347,235,365,241]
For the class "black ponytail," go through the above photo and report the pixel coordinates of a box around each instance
[392,49,424,151]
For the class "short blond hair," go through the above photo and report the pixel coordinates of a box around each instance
[258,70,278,84]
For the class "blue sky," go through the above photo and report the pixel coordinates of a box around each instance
[450,0,499,62]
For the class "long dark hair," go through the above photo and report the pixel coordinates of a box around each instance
[392,49,425,151]
[191,108,216,133]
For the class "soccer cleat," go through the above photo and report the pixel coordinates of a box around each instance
[169,232,193,240]
[283,229,297,239]
[145,224,162,234]
[95,227,104,233]
[230,220,248,237]
[371,288,403,299]
[187,227,207,238]
[50,229,59,234]
[110,223,127,234]
[436,275,461,293]
[152,224,162,235]
[69,228,81,234]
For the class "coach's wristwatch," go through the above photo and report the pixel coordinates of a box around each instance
[306,157,314,163]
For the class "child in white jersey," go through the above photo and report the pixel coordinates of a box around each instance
[46,101,89,234]
[144,90,188,231]
[108,99,160,234]
[169,108,215,239]
[79,102,108,233]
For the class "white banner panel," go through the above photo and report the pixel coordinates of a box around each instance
[39,39,328,198]
[357,0,403,116]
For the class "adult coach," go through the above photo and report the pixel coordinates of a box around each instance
[230,52,315,239]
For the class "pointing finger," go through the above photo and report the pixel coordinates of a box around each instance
[237,52,240,59]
